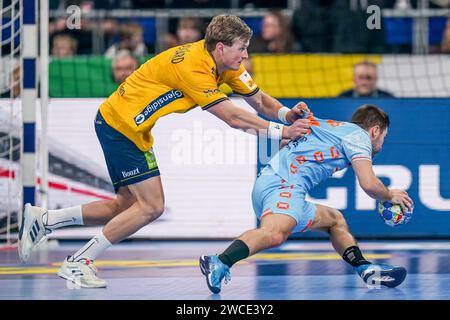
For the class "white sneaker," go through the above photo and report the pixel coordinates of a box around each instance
[57,258,107,288]
[18,203,49,262]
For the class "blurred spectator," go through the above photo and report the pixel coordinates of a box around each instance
[169,0,230,8]
[111,50,139,85]
[176,17,203,45]
[291,0,334,52]
[162,17,204,50]
[240,0,287,8]
[339,61,394,98]
[292,1,390,53]
[0,58,20,99]
[105,23,148,58]
[440,19,450,53]
[48,1,95,55]
[249,10,293,53]
[330,0,388,53]
[51,33,78,57]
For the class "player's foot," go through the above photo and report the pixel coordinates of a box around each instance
[57,257,107,288]
[18,203,50,262]
[199,255,231,294]
[355,263,407,288]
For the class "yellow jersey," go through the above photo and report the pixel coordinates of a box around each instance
[99,39,259,151]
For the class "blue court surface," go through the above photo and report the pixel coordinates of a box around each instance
[1,240,450,300]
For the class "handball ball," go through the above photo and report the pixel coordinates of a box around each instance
[377,201,413,227]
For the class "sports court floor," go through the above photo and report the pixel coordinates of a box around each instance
[1,240,450,300]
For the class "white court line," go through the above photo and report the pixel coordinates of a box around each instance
[281,242,450,251]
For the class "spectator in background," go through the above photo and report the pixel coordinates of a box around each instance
[176,17,203,45]
[339,61,394,98]
[111,50,139,85]
[105,23,148,58]
[51,33,78,57]
[249,10,293,53]
[440,19,450,53]
[291,0,334,52]
[0,58,20,98]
[162,17,204,50]
[168,0,230,8]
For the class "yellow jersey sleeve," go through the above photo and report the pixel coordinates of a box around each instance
[222,64,259,97]
[175,60,229,111]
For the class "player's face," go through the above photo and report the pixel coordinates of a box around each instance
[372,126,388,155]
[221,39,249,71]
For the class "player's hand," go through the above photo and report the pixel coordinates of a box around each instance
[389,189,414,213]
[286,102,310,124]
[283,118,311,140]
[280,139,290,149]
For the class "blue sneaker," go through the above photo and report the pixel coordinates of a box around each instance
[355,263,407,288]
[199,255,231,294]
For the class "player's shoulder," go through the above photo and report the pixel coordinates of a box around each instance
[170,40,214,72]
[342,123,370,144]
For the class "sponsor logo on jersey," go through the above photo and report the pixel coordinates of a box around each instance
[239,71,257,91]
[203,88,221,97]
[171,44,193,64]
[134,90,184,126]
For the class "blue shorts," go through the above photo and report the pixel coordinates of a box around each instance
[95,111,160,193]
[252,166,316,233]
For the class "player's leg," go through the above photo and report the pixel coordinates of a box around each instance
[200,214,296,294]
[101,176,164,243]
[57,111,163,287]
[18,186,136,262]
[309,204,360,256]
[310,204,407,288]
[200,173,304,293]
[229,213,296,257]
[57,176,164,288]
[80,186,137,225]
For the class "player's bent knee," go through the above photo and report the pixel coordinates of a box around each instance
[271,233,286,247]
[333,209,347,227]
[264,230,287,247]
[140,203,165,223]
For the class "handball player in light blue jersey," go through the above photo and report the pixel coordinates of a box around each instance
[200,104,414,293]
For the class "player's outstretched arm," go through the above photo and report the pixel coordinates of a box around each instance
[207,99,310,140]
[352,160,413,212]
[243,90,309,124]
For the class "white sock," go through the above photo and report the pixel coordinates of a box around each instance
[69,231,112,262]
[43,205,83,231]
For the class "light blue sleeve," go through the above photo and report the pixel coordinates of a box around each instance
[341,129,372,162]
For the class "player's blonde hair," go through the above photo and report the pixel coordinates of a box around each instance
[204,15,252,52]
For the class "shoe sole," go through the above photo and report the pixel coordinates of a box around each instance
[199,255,220,294]
[364,267,407,288]
[57,270,107,289]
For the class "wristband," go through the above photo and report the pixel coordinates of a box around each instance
[268,121,284,140]
[277,106,291,124]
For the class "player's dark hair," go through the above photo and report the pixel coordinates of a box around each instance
[351,104,390,131]
[204,15,252,52]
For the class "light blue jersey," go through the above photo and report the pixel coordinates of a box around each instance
[252,113,372,233]
[267,113,373,192]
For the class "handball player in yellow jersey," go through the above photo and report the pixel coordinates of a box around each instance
[18,15,310,288]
